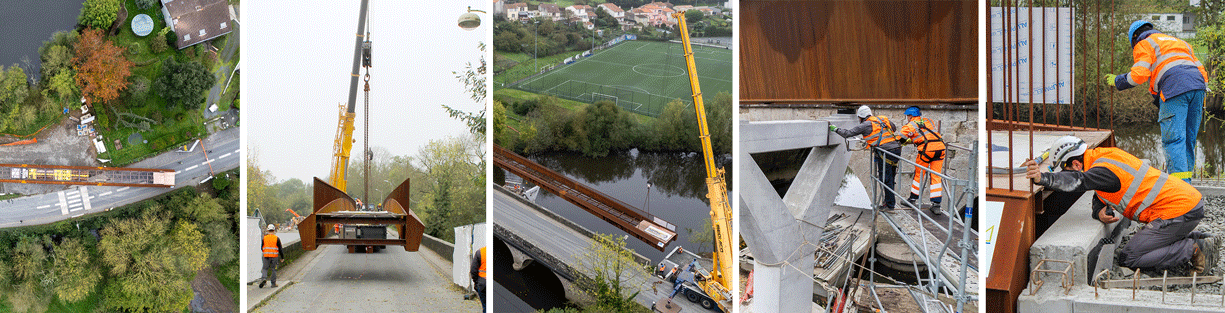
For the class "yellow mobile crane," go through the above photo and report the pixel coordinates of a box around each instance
[654,11,733,313]
[298,0,423,253]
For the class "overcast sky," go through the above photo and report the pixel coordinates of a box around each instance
[246,0,487,183]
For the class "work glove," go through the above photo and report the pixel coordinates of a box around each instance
[1104,74,1117,87]
[828,125,838,132]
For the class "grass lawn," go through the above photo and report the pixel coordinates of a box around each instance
[0,193,20,200]
[217,71,239,112]
[495,88,654,125]
[94,0,218,166]
[494,51,585,86]
[505,40,732,117]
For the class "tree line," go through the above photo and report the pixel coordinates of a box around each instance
[493,92,732,158]
[0,173,239,312]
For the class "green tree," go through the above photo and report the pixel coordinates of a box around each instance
[493,100,508,146]
[99,214,207,312]
[580,100,633,157]
[154,57,213,109]
[74,28,133,104]
[446,42,488,136]
[46,68,77,101]
[9,236,51,313]
[52,238,102,302]
[40,44,74,82]
[685,10,704,24]
[78,0,121,30]
[135,0,159,9]
[573,233,649,313]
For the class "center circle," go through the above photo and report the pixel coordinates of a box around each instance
[632,63,686,78]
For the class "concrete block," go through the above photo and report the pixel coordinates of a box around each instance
[1030,192,1118,287]
[752,257,816,313]
[1021,285,1225,312]
[740,120,833,154]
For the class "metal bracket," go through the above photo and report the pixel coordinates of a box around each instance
[1030,259,1075,295]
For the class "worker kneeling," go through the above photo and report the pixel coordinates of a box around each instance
[899,106,945,216]
[1024,136,1218,273]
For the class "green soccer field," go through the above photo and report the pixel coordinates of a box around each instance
[511,40,733,117]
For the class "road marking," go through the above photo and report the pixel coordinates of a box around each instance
[72,214,83,218]
[117,187,130,192]
[68,198,81,204]
[201,159,213,165]
[66,191,79,196]
[80,186,91,212]
[100,192,112,197]
[185,165,200,171]
[58,192,67,215]
[37,204,51,209]
[234,149,240,153]
[174,171,181,175]
[218,153,232,159]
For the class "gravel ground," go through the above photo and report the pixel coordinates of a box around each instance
[1107,195,1225,294]
[0,118,95,195]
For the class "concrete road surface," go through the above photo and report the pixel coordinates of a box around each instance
[494,190,712,312]
[253,244,480,312]
[0,127,240,227]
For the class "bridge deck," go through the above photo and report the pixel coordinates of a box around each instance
[493,187,707,312]
[0,163,174,188]
[493,145,677,251]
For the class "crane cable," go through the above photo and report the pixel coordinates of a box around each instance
[362,4,372,207]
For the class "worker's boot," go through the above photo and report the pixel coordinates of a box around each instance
[906,194,920,209]
[258,280,266,288]
[928,201,942,216]
[1193,236,1220,274]
[271,280,278,288]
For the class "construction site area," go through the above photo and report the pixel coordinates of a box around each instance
[737,1,978,312]
[987,1,1225,312]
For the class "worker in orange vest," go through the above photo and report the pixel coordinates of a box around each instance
[1106,21,1207,183]
[1024,136,1217,273]
[898,106,947,216]
[258,224,283,288]
[469,246,486,311]
[832,105,903,211]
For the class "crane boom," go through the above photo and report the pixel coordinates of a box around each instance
[328,0,371,192]
[672,11,733,312]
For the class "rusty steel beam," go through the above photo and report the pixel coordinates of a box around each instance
[493,144,677,251]
[0,179,171,188]
[299,177,423,252]
[0,163,173,172]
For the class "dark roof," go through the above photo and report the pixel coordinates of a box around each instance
[161,0,232,49]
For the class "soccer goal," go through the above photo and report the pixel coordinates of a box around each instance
[593,93,619,106]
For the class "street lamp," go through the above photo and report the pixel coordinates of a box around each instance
[644,181,652,216]
[458,6,485,31]
[534,20,540,73]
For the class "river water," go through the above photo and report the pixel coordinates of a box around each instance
[1114,117,1225,180]
[0,0,83,77]
[493,149,732,311]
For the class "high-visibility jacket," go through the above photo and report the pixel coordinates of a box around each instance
[262,234,280,258]
[1124,33,1207,101]
[863,115,901,148]
[899,116,945,153]
[477,247,487,278]
[1084,148,1202,223]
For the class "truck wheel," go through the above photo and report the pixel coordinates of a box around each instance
[700,297,715,310]
[686,289,700,303]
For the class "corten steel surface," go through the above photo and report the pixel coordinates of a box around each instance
[299,177,422,251]
[492,144,677,251]
[0,163,175,188]
[739,1,977,104]
[985,189,1039,313]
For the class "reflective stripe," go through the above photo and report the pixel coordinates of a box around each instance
[1133,61,1152,69]
[1092,158,1149,220]
[1132,172,1169,219]
[1171,171,1193,179]
[1155,59,1200,86]
[1127,73,1142,86]
[1153,52,1193,69]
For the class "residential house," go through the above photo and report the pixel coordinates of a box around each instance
[1140,12,1197,37]
[538,3,563,21]
[598,3,625,20]
[566,5,593,21]
[505,2,528,20]
[493,0,505,17]
[160,0,233,49]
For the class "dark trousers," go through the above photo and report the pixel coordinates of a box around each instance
[261,257,278,284]
[874,147,901,208]
[1122,202,1204,270]
[474,278,486,312]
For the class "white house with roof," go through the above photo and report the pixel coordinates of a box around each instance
[1137,12,1197,38]
[598,3,625,19]
[538,3,563,21]
[505,2,529,20]
[566,5,593,21]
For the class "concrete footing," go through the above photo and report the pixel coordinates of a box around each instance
[1019,285,1225,312]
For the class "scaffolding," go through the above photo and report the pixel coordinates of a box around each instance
[862,141,979,313]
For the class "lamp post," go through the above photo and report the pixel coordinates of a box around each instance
[645,181,652,216]
[535,20,540,73]
[458,6,485,30]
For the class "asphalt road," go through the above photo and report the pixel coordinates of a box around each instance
[0,127,241,227]
[253,244,480,312]
[493,190,709,312]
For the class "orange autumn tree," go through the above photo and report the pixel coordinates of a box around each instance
[73,28,132,104]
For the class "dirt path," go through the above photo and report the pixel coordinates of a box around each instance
[0,117,95,195]
[190,266,236,313]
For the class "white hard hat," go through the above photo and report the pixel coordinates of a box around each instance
[1047,136,1087,172]
[267,224,276,231]
[856,105,872,119]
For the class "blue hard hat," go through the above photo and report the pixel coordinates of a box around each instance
[1128,20,1153,46]
[904,106,921,117]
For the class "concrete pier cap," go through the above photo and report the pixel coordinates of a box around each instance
[739,114,856,313]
